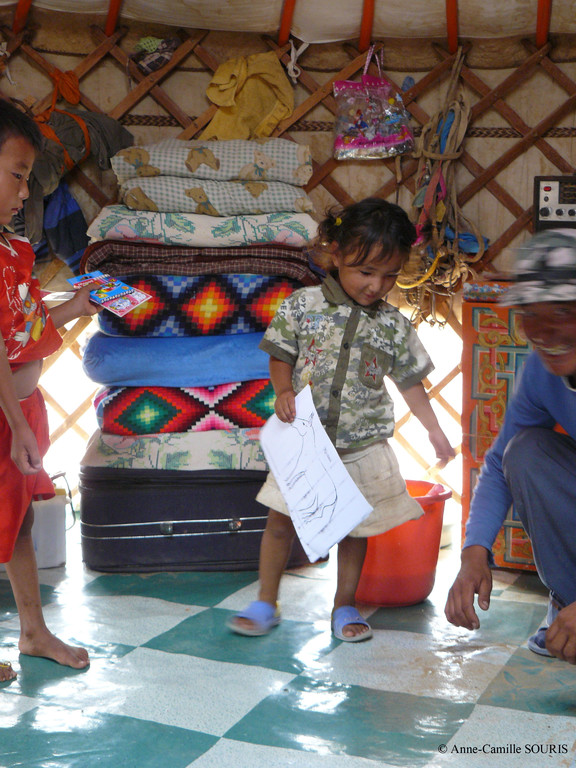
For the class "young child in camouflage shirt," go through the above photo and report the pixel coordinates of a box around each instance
[229,197,454,642]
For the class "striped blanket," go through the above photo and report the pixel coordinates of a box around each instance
[81,240,321,285]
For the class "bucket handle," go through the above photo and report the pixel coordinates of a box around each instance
[412,483,452,504]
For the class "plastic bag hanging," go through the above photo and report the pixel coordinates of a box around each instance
[332,45,415,161]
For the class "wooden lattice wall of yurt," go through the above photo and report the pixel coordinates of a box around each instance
[2,9,576,506]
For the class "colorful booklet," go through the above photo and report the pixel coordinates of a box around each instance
[68,271,151,317]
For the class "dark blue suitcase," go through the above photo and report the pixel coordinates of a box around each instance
[78,466,309,572]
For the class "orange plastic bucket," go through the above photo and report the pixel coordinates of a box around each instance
[355,480,452,607]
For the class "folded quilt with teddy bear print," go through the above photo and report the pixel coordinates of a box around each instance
[119,175,314,216]
[111,138,313,186]
[112,137,315,218]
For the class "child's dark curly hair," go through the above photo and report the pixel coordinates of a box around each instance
[0,99,43,154]
[313,197,416,269]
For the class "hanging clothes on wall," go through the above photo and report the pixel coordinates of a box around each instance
[14,181,91,274]
[20,107,133,244]
[200,51,294,140]
[41,181,90,274]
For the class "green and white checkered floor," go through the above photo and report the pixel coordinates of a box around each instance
[1,524,576,768]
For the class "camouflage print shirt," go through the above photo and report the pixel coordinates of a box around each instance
[259,273,434,449]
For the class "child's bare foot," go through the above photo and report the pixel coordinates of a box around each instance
[19,630,90,669]
[0,660,17,682]
[341,622,371,639]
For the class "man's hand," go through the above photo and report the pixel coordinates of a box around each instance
[546,602,576,664]
[445,545,493,630]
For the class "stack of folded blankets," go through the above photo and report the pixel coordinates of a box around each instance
[79,137,320,571]
[87,137,317,248]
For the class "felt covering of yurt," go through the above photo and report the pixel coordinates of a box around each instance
[1,0,575,519]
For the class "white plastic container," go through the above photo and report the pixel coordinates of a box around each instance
[31,489,67,569]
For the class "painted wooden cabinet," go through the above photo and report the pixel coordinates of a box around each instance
[461,281,536,571]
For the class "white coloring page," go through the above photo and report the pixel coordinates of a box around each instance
[259,385,373,561]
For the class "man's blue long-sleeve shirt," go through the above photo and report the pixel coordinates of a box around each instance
[464,351,576,551]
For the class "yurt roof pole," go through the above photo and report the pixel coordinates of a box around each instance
[358,0,375,52]
[446,0,459,54]
[12,0,33,33]
[536,0,552,47]
[105,0,124,36]
[278,0,297,46]
[12,0,124,35]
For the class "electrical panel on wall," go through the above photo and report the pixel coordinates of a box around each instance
[534,176,576,231]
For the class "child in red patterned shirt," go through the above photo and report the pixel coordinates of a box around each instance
[0,100,100,682]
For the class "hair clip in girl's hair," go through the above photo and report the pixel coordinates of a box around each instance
[335,217,342,226]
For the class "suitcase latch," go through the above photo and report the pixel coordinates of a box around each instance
[228,518,242,532]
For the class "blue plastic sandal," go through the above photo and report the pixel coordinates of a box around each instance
[227,600,281,637]
[527,596,558,657]
[331,605,373,643]
[527,626,553,657]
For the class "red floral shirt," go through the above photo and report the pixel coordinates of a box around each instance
[0,233,62,368]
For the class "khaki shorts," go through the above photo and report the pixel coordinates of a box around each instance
[256,440,422,538]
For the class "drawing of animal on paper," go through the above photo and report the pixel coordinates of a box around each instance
[285,412,337,528]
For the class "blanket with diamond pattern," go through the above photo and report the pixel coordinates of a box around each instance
[94,380,275,435]
[97,273,302,337]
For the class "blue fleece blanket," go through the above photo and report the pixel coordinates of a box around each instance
[82,331,269,387]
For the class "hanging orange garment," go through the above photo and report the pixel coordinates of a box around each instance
[34,69,91,172]
[36,110,92,172]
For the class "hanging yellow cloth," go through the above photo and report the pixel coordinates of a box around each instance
[200,51,294,140]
